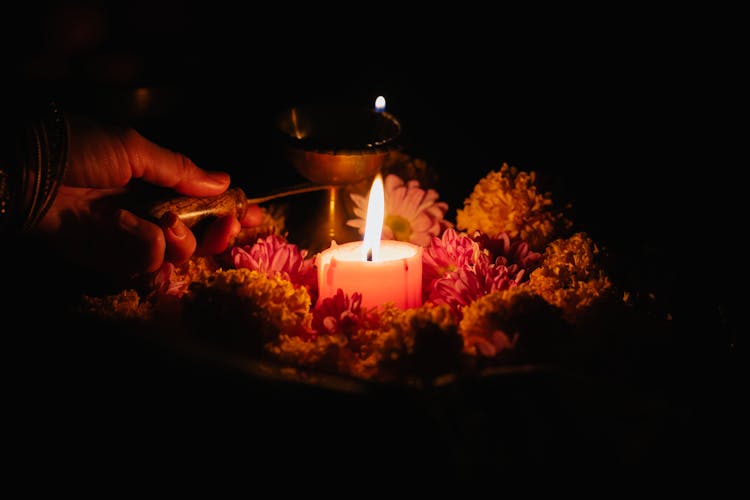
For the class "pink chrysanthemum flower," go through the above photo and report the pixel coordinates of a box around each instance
[429,257,519,316]
[422,228,484,292]
[231,234,317,294]
[150,262,188,296]
[311,289,367,337]
[347,174,449,246]
[472,231,542,282]
[422,229,542,316]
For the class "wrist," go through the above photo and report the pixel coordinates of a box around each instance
[0,101,69,234]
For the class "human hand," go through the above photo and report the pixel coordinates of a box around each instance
[36,115,262,277]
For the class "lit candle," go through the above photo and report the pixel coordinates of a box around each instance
[316,174,423,309]
[374,95,386,113]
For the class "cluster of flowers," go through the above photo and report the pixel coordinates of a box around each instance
[84,161,614,381]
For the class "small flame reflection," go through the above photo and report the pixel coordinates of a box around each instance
[374,95,386,113]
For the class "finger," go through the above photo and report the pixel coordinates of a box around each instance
[240,204,263,227]
[117,209,166,273]
[120,128,230,197]
[196,215,241,256]
[160,212,197,265]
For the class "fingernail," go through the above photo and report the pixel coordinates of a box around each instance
[118,209,140,232]
[205,171,230,188]
[160,212,187,239]
[168,219,188,239]
[159,211,179,228]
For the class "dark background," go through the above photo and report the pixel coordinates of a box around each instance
[8,2,719,257]
[4,1,739,480]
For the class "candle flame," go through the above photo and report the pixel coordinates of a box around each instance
[374,95,386,113]
[362,174,384,261]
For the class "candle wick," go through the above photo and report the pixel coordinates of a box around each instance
[367,248,373,262]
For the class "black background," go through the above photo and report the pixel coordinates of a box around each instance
[7,2,712,258]
[4,1,740,481]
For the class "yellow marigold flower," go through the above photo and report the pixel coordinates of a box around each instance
[193,268,312,333]
[269,303,462,381]
[459,287,566,358]
[271,328,383,380]
[173,256,219,291]
[268,332,348,370]
[528,232,612,322]
[459,287,527,356]
[375,303,458,358]
[372,303,463,380]
[268,303,401,381]
[400,302,457,334]
[81,289,152,321]
[456,163,565,250]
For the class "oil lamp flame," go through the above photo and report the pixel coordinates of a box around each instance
[374,95,386,113]
[362,174,384,261]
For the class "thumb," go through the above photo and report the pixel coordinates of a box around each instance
[122,129,230,197]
